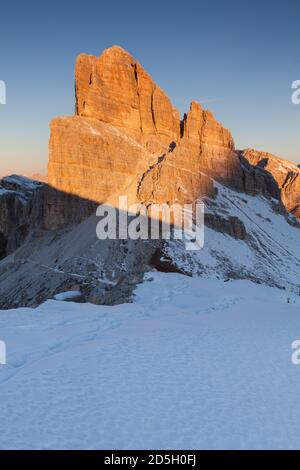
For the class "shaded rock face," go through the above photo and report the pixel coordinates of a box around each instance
[0,176,44,258]
[238,151,280,199]
[0,214,162,310]
[0,232,7,259]
[241,149,300,217]
[43,184,97,230]
[205,213,247,240]
[48,45,242,225]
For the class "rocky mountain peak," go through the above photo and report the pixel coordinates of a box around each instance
[48,45,243,221]
[75,45,180,152]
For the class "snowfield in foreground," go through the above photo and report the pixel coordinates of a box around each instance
[1,273,300,450]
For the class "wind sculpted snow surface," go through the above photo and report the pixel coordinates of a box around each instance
[1,272,300,449]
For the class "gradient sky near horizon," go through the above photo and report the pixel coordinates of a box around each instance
[0,0,300,176]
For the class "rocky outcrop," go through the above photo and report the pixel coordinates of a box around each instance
[0,176,44,258]
[241,149,300,216]
[238,151,280,199]
[205,213,247,240]
[137,101,242,205]
[182,102,240,185]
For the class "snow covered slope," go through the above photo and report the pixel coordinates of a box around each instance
[166,182,300,292]
[1,272,300,449]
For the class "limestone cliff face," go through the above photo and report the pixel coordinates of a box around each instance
[48,116,151,205]
[75,46,180,152]
[182,101,236,181]
[138,101,241,205]
[241,149,300,217]
[48,45,242,224]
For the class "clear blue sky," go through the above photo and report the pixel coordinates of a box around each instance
[0,0,299,176]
